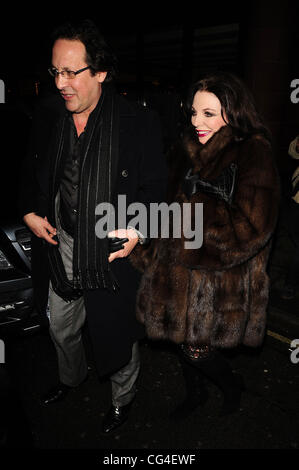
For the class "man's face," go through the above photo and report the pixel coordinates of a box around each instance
[51,39,107,116]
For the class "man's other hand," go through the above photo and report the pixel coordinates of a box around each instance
[108,229,138,263]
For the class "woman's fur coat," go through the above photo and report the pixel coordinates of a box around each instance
[131,125,280,349]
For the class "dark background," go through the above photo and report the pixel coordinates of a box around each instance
[1,1,298,171]
[1,1,299,453]
[0,1,299,219]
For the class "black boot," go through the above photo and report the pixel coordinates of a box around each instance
[170,356,209,421]
[192,350,245,416]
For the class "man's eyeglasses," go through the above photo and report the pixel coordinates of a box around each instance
[48,66,91,79]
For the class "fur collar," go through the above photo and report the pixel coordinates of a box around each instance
[182,125,236,171]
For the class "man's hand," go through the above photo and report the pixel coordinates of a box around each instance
[23,213,58,245]
[108,229,138,263]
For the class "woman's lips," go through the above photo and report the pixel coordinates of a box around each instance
[196,130,210,138]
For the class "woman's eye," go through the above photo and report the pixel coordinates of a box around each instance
[204,112,214,117]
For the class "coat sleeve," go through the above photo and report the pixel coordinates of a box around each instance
[18,110,40,219]
[18,97,62,220]
[137,108,168,207]
[129,108,168,240]
[180,136,281,271]
[128,109,168,271]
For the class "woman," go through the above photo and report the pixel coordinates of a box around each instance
[131,71,280,419]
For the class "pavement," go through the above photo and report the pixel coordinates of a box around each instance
[1,211,299,457]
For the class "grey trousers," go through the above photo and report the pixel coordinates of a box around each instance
[48,217,140,407]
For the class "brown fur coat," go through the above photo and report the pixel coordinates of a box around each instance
[131,125,280,348]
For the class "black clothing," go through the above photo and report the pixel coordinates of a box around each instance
[84,257,144,376]
[48,85,121,297]
[59,94,106,238]
[19,86,167,375]
[59,114,84,237]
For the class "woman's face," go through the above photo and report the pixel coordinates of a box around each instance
[191,90,227,144]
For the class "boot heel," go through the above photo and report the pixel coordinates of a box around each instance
[236,373,245,391]
[170,356,209,421]
[219,373,245,416]
[169,387,209,422]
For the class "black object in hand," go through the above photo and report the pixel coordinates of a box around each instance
[108,237,129,253]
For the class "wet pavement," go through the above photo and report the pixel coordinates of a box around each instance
[1,213,299,456]
[2,328,299,450]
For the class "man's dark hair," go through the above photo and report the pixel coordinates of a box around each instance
[51,19,118,82]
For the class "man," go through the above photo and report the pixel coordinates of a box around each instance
[20,19,167,433]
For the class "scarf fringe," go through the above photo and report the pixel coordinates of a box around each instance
[75,269,120,292]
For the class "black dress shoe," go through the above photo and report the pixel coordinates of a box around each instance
[41,383,71,405]
[101,401,133,434]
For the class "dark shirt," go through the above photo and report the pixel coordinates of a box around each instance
[59,96,102,237]
[59,115,85,237]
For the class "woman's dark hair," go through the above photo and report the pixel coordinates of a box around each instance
[51,19,118,82]
[185,71,271,141]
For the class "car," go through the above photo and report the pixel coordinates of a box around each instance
[0,221,41,335]
[0,100,42,337]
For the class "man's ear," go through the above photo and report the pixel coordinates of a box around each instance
[97,71,107,83]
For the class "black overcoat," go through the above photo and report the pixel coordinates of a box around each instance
[19,90,167,375]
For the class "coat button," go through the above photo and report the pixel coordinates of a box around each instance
[121,169,128,178]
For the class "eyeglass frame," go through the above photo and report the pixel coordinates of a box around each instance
[48,65,92,79]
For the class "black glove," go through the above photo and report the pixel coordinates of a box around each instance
[183,162,237,205]
[108,237,129,253]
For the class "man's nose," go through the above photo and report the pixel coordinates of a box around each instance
[55,74,69,89]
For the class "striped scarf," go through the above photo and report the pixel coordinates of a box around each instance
[48,84,120,301]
